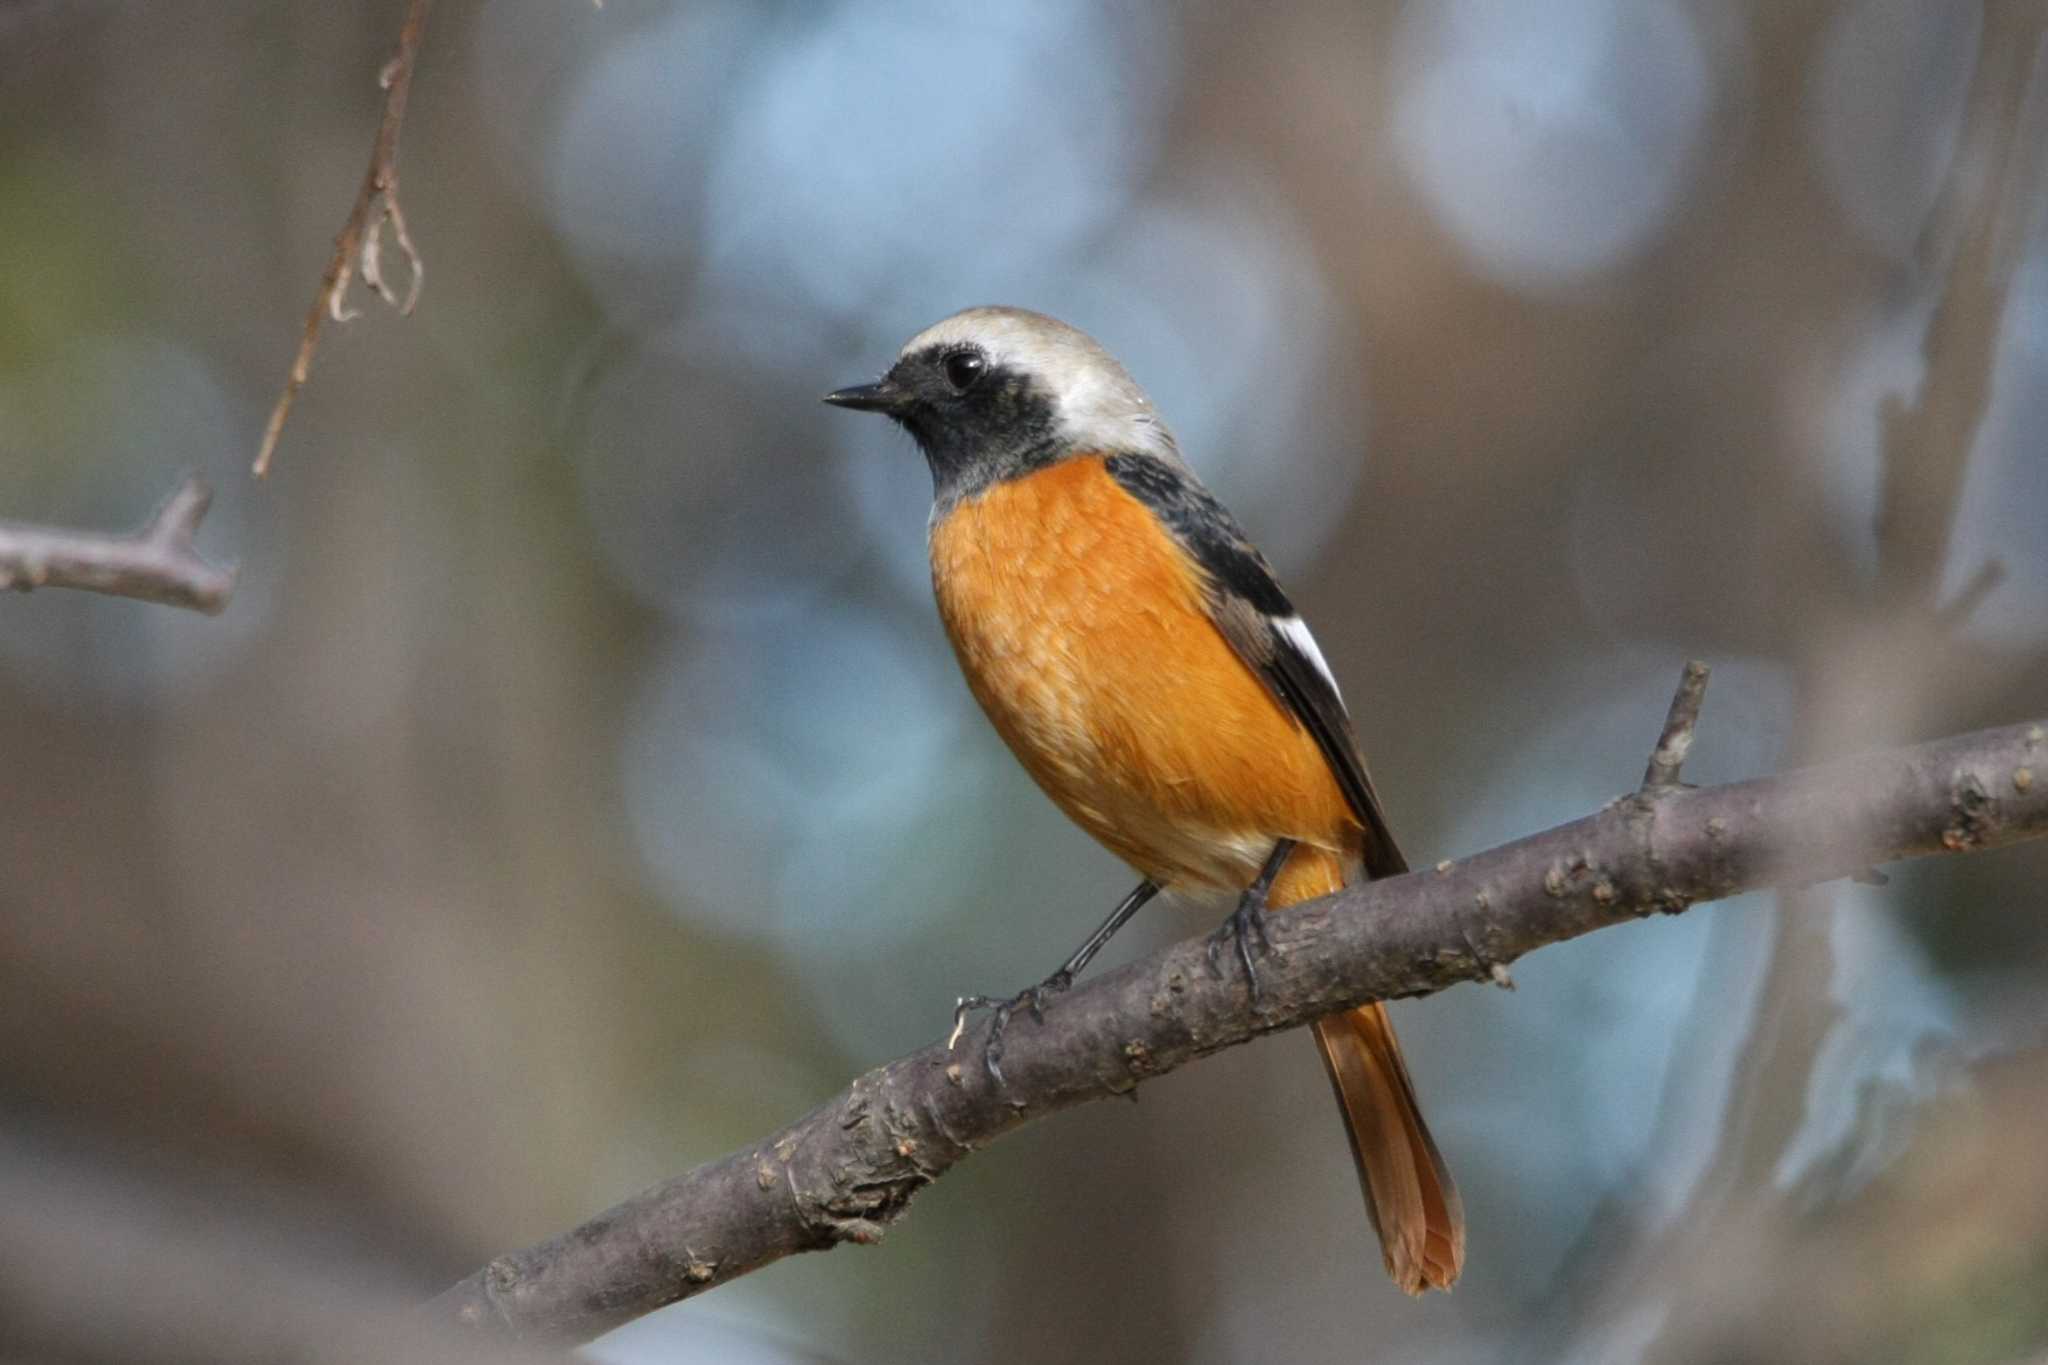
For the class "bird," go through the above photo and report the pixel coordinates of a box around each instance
[824,306,1463,1295]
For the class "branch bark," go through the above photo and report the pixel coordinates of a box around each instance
[253,0,433,478]
[0,477,234,614]
[435,700,2048,1345]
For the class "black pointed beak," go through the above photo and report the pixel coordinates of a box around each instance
[822,380,910,414]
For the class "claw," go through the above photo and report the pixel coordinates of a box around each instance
[1025,971,1071,1022]
[984,999,1015,1086]
[945,881,1165,1086]
[1208,893,1276,1005]
[947,996,980,1050]
[947,972,1078,1086]
[1208,840,1293,1008]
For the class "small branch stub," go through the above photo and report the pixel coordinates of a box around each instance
[1642,660,1711,791]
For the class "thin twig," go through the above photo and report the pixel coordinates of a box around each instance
[253,0,433,478]
[1641,659,1711,790]
[434,712,2048,1345]
[0,477,235,614]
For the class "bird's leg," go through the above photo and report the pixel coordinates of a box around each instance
[1207,838,1296,1006]
[1031,878,1163,1005]
[950,879,1160,1085]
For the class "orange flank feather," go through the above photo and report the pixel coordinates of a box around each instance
[929,455,1356,885]
[930,455,1464,1293]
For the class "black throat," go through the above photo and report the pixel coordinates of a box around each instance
[887,354,1068,509]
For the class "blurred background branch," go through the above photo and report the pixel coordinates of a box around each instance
[1875,4,2046,609]
[1548,12,2048,1359]
[436,710,2048,1345]
[0,1127,563,1365]
[0,476,233,613]
[253,0,432,478]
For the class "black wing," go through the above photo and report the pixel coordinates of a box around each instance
[1104,452,1407,877]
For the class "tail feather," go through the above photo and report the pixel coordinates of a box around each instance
[1274,847,1465,1294]
[1312,1004,1465,1293]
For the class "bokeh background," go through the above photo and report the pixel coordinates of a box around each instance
[4,2,2048,1362]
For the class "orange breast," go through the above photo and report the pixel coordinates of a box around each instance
[928,455,1359,892]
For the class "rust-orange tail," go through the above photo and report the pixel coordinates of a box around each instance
[1275,848,1465,1295]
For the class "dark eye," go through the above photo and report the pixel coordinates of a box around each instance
[942,349,986,392]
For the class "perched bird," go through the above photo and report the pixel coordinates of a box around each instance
[825,306,1463,1294]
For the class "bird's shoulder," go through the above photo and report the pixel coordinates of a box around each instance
[1099,452,1294,618]
[1100,449,1407,875]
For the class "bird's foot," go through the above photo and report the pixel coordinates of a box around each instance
[1206,888,1276,1006]
[947,971,1074,1086]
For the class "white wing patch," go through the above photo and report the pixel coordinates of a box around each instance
[1275,615,1343,703]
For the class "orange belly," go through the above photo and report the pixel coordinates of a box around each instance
[928,455,1359,892]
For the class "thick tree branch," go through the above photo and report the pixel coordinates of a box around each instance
[0,477,234,614]
[253,0,432,478]
[436,703,2048,1345]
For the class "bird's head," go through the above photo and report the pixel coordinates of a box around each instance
[825,306,1179,502]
